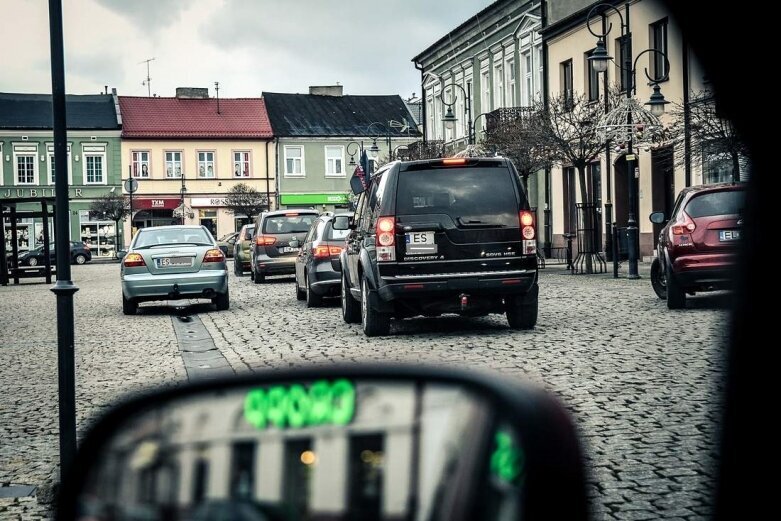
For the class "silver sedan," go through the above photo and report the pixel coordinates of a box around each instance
[120,225,229,315]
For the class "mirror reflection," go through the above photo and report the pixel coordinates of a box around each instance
[79,379,522,521]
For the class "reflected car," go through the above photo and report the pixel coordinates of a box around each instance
[233,224,255,277]
[16,241,91,266]
[251,210,318,283]
[650,183,746,309]
[120,225,229,315]
[294,213,350,307]
[217,232,239,258]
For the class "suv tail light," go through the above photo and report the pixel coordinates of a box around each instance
[123,253,146,267]
[671,211,696,236]
[255,235,277,246]
[519,210,536,255]
[203,249,225,263]
[313,245,343,259]
[376,216,396,262]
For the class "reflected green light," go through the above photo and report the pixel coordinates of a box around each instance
[491,430,524,484]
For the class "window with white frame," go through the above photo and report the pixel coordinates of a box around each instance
[198,151,215,178]
[16,154,36,185]
[494,63,504,109]
[325,146,344,176]
[47,144,71,185]
[455,83,464,139]
[132,150,150,178]
[284,146,304,176]
[506,58,516,107]
[426,96,435,141]
[85,154,104,184]
[481,69,490,113]
[165,151,182,178]
[434,92,443,140]
[443,86,453,141]
[522,51,533,106]
[535,45,543,100]
[233,151,251,177]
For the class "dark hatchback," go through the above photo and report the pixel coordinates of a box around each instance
[650,182,746,309]
[251,210,319,283]
[294,213,351,307]
[339,157,539,336]
[16,241,92,266]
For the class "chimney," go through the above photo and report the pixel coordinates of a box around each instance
[309,85,343,96]
[176,87,210,99]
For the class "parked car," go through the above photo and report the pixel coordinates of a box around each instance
[233,224,255,276]
[650,182,746,309]
[216,232,239,258]
[120,225,229,315]
[294,213,351,307]
[16,241,92,266]
[338,157,539,336]
[250,210,318,283]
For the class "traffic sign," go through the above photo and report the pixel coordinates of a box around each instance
[124,178,138,193]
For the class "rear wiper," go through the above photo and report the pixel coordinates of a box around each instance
[456,217,506,228]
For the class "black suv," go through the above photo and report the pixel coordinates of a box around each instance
[337,157,539,336]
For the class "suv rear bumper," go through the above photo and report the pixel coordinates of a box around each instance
[378,270,536,301]
[672,253,736,288]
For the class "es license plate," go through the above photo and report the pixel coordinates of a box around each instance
[719,230,741,242]
[279,246,297,254]
[159,256,191,267]
[405,231,437,254]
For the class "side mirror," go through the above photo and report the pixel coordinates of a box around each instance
[219,245,229,256]
[116,250,127,261]
[649,211,667,224]
[332,215,350,231]
[349,175,366,195]
[57,365,588,521]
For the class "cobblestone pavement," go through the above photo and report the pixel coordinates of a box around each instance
[0,261,728,520]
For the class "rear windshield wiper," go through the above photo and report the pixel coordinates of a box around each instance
[456,217,507,228]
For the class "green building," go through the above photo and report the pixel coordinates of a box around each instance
[1,91,123,258]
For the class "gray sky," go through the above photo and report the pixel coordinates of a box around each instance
[0,0,494,98]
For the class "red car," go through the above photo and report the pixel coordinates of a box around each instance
[650,183,746,309]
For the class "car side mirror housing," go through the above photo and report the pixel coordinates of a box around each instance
[349,175,366,195]
[56,365,589,521]
[116,250,127,261]
[649,211,667,224]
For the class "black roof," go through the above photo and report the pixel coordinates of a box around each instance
[0,93,120,130]
[262,92,422,138]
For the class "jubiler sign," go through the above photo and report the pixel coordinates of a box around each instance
[2,188,85,198]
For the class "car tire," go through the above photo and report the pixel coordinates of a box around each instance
[666,265,686,309]
[650,258,667,300]
[361,276,390,337]
[295,277,306,301]
[341,271,360,324]
[213,289,230,311]
[74,254,88,265]
[234,259,243,277]
[505,283,538,330]
[253,268,264,284]
[305,273,322,308]
[122,294,138,315]
[28,257,38,267]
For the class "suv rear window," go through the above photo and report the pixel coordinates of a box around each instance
[396,167,521,227]
[262,214,317,234]
[685,190,745,218]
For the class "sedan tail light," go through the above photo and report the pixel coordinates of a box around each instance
[375,216,396,262]
[313,245,344,259]
[671,211,696,236]
[203,249,225,263]
[255,235,277,246]
[123,253,146,267]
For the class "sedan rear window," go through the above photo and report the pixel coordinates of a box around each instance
[262,214,317,234]
[396,167,521,227]
[685,190,745,218]
[134,228,212,248]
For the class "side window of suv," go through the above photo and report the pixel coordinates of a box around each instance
[362,179,382,233]
[353,192,367,232]
[367,171,391,230]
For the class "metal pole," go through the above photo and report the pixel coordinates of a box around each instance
[612,223,619,278]
[128,168,134,243]
[624,2,640,279]
[466,82,473,145]
[602,13,614,261]
[48,0,79,482]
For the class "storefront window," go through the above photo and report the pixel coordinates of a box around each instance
[230,442,256,499]
[199,210,218,238]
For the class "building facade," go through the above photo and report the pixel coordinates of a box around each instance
[263,86,421,211]
[542,0,710,256]
[119,88,275,246]
[1,91,123,258]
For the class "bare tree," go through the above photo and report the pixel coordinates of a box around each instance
[669,89,748,183]
[224,183,268,222]
[396,140,445,161]
[89,194,129,257]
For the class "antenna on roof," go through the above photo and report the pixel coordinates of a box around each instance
[140,57,155,97]
[215,81,220,114]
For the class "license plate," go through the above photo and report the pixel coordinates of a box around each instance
[719,230,741,242]
[405,231,437,253]
[278,246,297,254]
[158,256,192,267]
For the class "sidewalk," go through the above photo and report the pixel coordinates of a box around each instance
[542,257,653,278]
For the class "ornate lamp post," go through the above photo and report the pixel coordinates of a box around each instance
[588,2,670,279]
[439,83,474,144]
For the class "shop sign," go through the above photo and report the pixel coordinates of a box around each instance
[2,188,85,198]
[280,193,349,205]
[191,197,229,207]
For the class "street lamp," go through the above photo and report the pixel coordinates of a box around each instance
[587,2,670,279]
[438,83,473,144]
[179,173,187,225]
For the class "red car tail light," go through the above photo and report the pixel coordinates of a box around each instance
[375,216,396,262]
[519,210,535,240]
[255,235,277,246]
[123,253,146,267]
[313,245,344,259]
[671,211,697,235]
[203,249,225,263]
[442,158,467,165]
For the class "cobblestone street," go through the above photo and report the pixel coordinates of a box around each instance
[0,261,729,520]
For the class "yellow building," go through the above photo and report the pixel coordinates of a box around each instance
[119,88,275,246]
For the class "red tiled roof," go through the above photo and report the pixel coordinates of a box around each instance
[119,96,273,138]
